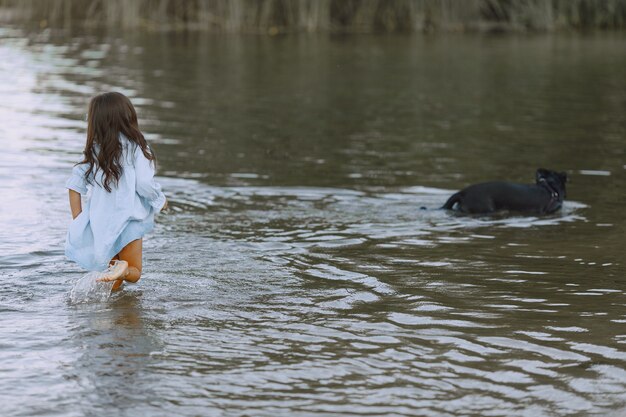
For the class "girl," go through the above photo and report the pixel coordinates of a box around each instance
[65,92,167,291]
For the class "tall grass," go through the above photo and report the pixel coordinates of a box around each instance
[1,0,626,32]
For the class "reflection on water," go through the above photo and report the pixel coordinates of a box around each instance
[65,293,163,415]
[1,27,625,416]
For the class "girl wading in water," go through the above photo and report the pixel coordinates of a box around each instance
[65,92,167,290]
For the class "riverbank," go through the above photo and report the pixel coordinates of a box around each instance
[1,0,626,33]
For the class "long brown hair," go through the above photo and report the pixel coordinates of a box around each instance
[80,92,155,192]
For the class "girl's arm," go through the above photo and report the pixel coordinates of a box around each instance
[69,189,82,219]
[66,163,88,219]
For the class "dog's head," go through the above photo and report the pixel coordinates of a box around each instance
[536,168,567,197]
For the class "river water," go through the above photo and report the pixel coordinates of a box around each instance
[1,27,625,417]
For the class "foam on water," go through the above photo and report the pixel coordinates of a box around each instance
[69,271,114,304]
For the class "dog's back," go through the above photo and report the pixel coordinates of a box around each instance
[442,169,567,215]
[458,182,550,214]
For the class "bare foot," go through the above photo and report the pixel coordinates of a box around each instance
[97,260,129,282]
[111,279,125,291]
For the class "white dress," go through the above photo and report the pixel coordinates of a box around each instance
[65,135,166,271]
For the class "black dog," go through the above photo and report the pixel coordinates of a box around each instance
[442,168,567,214]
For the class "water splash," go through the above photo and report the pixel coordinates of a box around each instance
[69,271,114,304]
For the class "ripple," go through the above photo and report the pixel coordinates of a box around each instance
[303,263,395,295]
[389,312,493,329]
[479,337,590,362]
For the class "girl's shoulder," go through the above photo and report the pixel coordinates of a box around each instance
[120,134,144,151]
[119,133,132,147]
[119,134,139,165]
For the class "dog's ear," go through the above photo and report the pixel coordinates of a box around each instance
[558,171,568,183]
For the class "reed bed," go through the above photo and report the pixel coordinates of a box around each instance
[2,0,626,32]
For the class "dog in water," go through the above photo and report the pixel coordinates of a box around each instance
[442,168,567,215]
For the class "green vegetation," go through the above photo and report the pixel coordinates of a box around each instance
[2,0,626,32]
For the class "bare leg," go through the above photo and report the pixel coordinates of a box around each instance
[112,239,143,291]
[98,239,143,290]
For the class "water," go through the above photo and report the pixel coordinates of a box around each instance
[1,28,625,416]
[69,271,114,304]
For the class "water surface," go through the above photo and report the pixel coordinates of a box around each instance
[1,28,626,416]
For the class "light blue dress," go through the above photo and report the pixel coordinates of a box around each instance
[65,135,166,271]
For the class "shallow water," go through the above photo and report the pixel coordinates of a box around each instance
[69,271,114,304]
[1,28,626,416]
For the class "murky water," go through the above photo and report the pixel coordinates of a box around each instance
[1,27,625,416]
